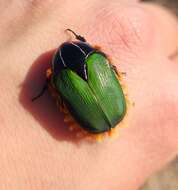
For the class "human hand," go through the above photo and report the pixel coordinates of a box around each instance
[1,1,178,190]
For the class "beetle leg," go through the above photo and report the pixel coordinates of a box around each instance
[110,64,119,75]
[120,72,126,76]
[110,64,127,78]
[66,29,86,42]
[31,79,48,101]
[32,67,53,102]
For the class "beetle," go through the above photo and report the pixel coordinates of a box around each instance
[32,29,127,134]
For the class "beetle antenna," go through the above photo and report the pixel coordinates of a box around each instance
[31,82,48,102]
[66,29,86,42]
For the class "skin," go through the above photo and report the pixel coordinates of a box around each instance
[0,0,178,190]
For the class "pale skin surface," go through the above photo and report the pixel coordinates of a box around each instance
[0,0,178,190]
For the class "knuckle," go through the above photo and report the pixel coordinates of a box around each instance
[91,4,156,55]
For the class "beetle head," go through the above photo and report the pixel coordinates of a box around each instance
[52,42,96,80]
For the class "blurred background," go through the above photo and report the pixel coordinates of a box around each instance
[140,0,178,190]
[142,0,178,15]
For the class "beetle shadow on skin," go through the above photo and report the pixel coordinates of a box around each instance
[19,50,83,144]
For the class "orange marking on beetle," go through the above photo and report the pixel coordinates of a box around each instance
[45,60,131,141]
[46,68,52,79]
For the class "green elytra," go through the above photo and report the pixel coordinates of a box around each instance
[53,52,127,133]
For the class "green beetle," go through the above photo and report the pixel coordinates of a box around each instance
[33,29,127,134]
